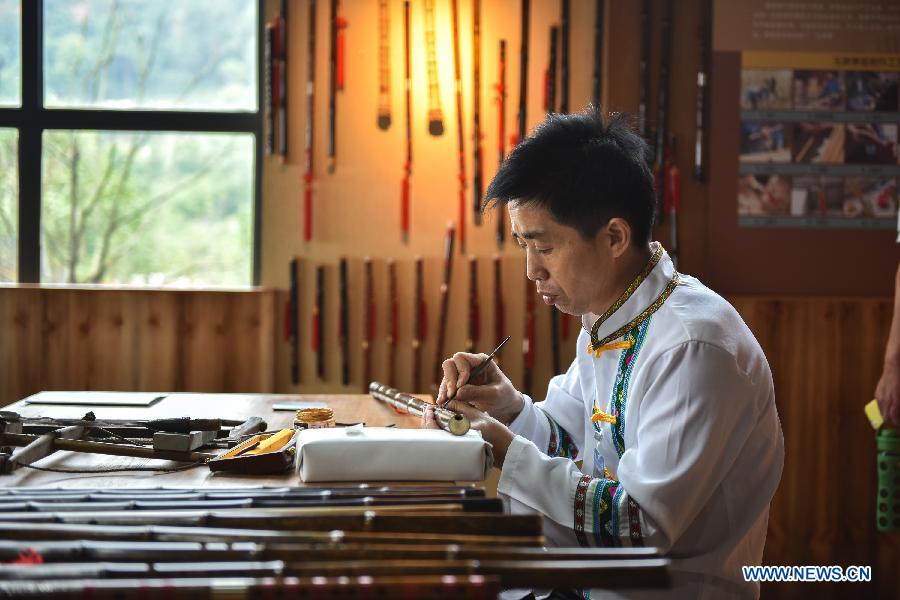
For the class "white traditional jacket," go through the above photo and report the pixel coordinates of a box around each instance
[499,243,784,599]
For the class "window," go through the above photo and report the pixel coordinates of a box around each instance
[0,0,20,107]
[41,131,253,285]
[43,0,257,111]
[0,129,16,281]
[0,0,262,285]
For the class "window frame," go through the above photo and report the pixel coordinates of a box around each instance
[0,0,264,285]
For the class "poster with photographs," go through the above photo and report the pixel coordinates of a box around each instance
[738,57,900,229]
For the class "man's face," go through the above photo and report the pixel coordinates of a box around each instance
[509,202,614,317]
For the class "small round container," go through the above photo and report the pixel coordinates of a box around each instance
[294,407,336,430]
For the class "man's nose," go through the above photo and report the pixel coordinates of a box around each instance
[525,252,547,282]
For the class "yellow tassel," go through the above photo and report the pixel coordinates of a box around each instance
[591,407,617,424]
[586,339,634,358]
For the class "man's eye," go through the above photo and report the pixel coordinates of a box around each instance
[536,248,552,255]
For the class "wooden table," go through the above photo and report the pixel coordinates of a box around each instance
[1,392,423,488]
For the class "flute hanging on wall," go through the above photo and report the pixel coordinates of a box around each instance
[377,0,391,130]
[654,0,673,226]
[289,257,300,385]
[423,0,444,136]
[303,0,317,242]
[369,382,470,436]
[466,256,480,354]
[327,0,344,173]
[559,0,570,114]
[523,275,535,396]
[544,25,558,114]
[264,23,275,155]
[401,0,413,243]
[495,39,507,248]
[339,257,350,386]
[387,259,398,388]
[276,0,288,158]
[472,0,483,229]
[493,256,505,363]
[514,0,530,147]
[695,0,711,183]
[638,0,651,139]
[413,256,427,393]
[592,0,604,107]
[313,265,325,379]
[362,257,375,393]
[433,224,456,389]
[664,137,681,267]
[450,0,467,254]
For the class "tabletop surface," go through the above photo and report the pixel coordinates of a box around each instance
[1,392,424,488]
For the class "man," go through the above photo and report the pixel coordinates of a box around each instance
[425,109,784,598]
[874,228,900,425]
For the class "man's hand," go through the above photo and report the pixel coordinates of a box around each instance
[876,363,900,427]
[422,400,515,467]
[436,352,524,425]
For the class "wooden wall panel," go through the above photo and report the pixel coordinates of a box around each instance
[0,287,276,404]
[0,288,43,406]
[133,292,181,390]
[1,286,898,597]
[731,297,899,599]
[40,289,72,392]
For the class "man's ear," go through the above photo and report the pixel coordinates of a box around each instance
[604,218,632,258]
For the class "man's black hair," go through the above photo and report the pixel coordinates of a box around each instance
[483,106,655,246]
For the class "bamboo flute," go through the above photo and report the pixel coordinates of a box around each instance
[0,521,544,547]
[368,382,469,436]
[450,0,468,253]
[0,540,659,564]
[0,558,671,589]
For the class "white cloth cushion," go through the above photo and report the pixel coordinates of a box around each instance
[295,426,493,482]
